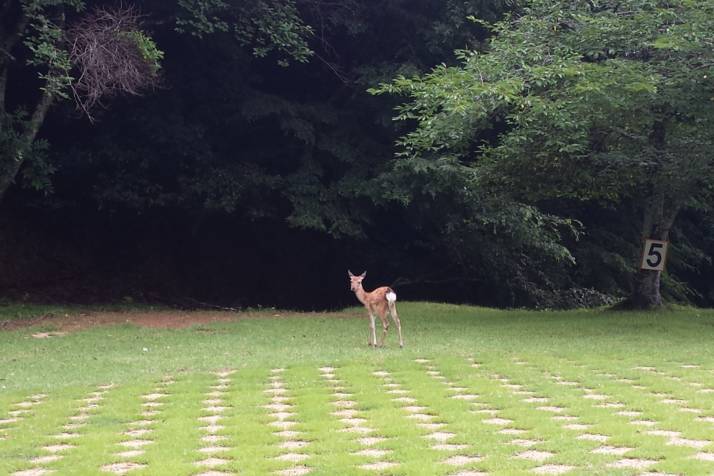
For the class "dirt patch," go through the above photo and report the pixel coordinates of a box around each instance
[12,469,54,476]
[607,459,657,469]
[4,309,360,333]
[194,458,230,468]
[498,428,526,435]
[357,437,386,446]
[101,462,146,475]
[32,331,67,339]
[30,455,62,464]
[532,465,574,475]
[339,426,373,434]
[198,447,229,454]
[667,437,711,448]
[43,444,74,453]
[483,418,513,425]
[515,450,554,462]
[279,441,309,450]
[424,432,455,442]
[359,462,398,471]
[276,467,312,476]
[275,453,311,462]
[353,449,391,458]
[576,434,608,442]
[562,423,591,431]
[431,443,468,451]
[510,439,539,447]
[592,446,632,455]
[442,455,483,466]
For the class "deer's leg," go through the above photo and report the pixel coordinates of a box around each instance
[389,301,403,348]
[377,305,389,347]
[368,311,377,347]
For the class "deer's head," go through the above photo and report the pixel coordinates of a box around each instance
[348,270,366,291]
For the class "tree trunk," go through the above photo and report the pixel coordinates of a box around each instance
[631,261,663,309]
[0,147,24,202]
[627,193,679,310]
[0,89,53,201]
[0,7,40,202]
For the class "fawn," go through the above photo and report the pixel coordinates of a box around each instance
[348,270,403,348]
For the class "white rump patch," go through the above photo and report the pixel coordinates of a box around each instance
[386,292,397,302]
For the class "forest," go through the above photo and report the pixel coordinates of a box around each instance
[1,0,714,311]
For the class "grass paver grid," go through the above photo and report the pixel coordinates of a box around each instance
[90,376,173,475]
[518,354,714,475]
[0,393,48,443]
[3,358,714,475]
[484,357,665,472]
[9,384,118,475]
[415,357,610,475]
[319,366,394,472]
[4,359,714,474]
[379,359,544,475]
[376,367,458,471]
[268,368,312,476]
[420,360,580,475]
[599,362,714,468]
[4,303,714,475]
[193,370,236,474]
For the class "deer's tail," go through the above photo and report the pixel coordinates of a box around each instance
[385,288,397,303]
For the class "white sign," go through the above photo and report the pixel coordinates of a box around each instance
[640,239,669,271]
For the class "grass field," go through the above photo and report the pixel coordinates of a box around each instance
[2,302,714,475]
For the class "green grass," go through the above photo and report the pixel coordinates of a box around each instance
[2,302,714,475]
[0,302,71,324]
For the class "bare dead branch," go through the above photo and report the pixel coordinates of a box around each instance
[67,6,160,121]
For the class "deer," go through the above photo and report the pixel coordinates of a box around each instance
[348,270,403,348]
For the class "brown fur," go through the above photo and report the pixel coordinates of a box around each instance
[349,271,403,348]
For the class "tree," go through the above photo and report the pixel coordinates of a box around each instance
[11,0,584,308]
[0,0,162,201]
[375,0,714,309]
[175,0,314,66]
[53,0,516,238]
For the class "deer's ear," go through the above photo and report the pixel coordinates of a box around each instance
[348,270,354,277]
[360,271,367,278]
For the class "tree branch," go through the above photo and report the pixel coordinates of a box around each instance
[312,50,350,84]
[26,87,54,142]
[1,7,28,67]
[67,6,161,120]
[0,66,7,113]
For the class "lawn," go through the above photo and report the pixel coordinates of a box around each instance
[2,302,714,475]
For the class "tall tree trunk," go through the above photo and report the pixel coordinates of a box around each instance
[0,6,37,202]
[0,89,54,201]
[632,266,662,308]
[628,193,679,309]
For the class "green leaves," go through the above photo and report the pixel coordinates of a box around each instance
[176,0,229,37]
[383,0,714,199]
[23,1,79,98]
[177,0,314,65]
[124,30,164,73]
[377,0,714,304]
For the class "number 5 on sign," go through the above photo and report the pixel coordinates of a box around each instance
[640,239,669,271]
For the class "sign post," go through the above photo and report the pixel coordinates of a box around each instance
[640,239,669,271]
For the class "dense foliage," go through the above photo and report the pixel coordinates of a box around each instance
[376,0,714,308]
[1,0,714,310]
